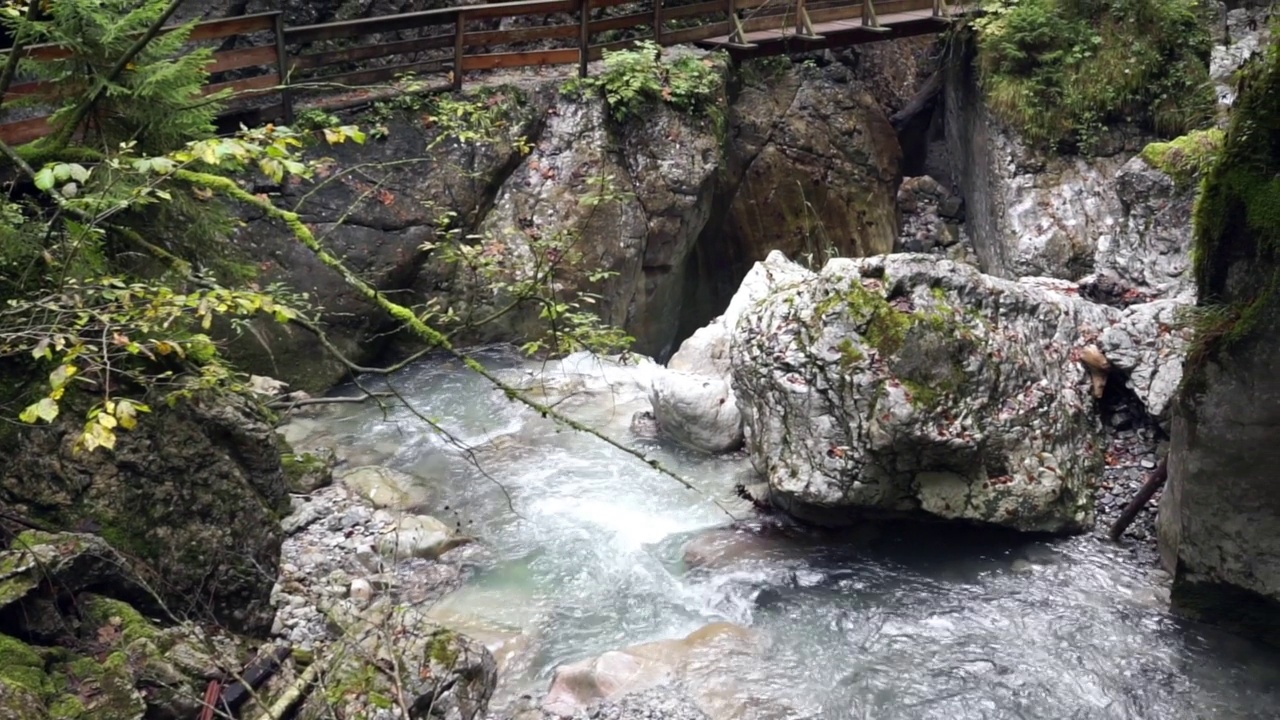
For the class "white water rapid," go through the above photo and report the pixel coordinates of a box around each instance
[283,350,1280,720]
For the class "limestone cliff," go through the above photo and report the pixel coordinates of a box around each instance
[235,56,906,391]
[1159,30,1280,645]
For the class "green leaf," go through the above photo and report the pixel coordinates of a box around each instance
[49,364,76,391]
[34,166,56,191]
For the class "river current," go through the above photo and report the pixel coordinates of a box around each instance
[289,349,1280,719]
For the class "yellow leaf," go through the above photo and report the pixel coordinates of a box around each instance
[97,413,118,430]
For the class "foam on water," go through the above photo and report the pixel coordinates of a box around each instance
[292,351,1280,719]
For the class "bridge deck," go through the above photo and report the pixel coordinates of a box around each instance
[698,7,958,53]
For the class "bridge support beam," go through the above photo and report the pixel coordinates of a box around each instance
[724,0,758,49]
[859,0,890,32]
[793,0,824,42]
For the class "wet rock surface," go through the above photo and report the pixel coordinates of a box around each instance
[729,252,1187,533]
[0,394,288,634]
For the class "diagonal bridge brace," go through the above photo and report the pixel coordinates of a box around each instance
[858,0,890,32]
[725,0,758,49]
[792,0,824,41]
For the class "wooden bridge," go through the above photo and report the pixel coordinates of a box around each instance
[0,0,963,145]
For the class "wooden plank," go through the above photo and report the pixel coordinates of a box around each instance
[204,72,280,97]
[4,80,51,99]
[461,0,577,20]
[587,38,640,60]
[188,12,281,41]
[662,21,730,44]
[291,35,453,71]
[0,11,281,64]
[660,0,725,20]
[286,9,457,43]
[463,23,580,47]
[295,59,451,89]
[591,0,648,8]
[459,48,580,71]
[207,45,279,74]
[0,116,52,145]
[590,11,655,34]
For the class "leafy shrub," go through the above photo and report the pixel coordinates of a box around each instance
[972,0,1215,152]
[566,41,725,122]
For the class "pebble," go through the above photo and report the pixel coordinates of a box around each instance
[1094,393,1164,569]
[349,578,374,607]
[268,478,472,651]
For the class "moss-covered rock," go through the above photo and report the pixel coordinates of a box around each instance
[731,252,1187,532]
[297,604,496,720]
[0,394,287,633]
[1161,29,1280,647]
[0,633,51,719]
[281,449,336,495]
[1139,129,1224,188]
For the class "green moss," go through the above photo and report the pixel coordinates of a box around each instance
[281,451,331,494]
[836,338,865,369]
[1186,28,1280,367]
[428,629,459,667]
[63,653,142,720]
[971,0,1214,152]
[80,596,158,644]
[48,694,85,719]
[0,633,50,695]
[843,282,913,357]
[1140,129,1224,187]
[901,379,941,407]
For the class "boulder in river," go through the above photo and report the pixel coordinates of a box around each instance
[730,252,1189,533]
[339,465,433,511]
[542,623,757,718]
[377,513,472,560]
[648,252,811,454]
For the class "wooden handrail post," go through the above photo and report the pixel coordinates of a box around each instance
[273,11,292,124]
[453,11,464,90]
[579,0,590,78]
[653,0,663,45]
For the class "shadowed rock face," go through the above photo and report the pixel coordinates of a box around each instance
[1159,32,1280,646]
[0,395,288,634]
[232,58,905,387]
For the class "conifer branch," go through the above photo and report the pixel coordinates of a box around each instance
[0,0,42,106]
[43,0,188,152]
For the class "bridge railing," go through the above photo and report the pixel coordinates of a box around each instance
[0,0,954,145]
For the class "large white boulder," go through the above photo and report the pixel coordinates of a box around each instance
[730,253,1188,533]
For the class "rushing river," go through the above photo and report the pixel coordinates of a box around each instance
[286,350,1280,719]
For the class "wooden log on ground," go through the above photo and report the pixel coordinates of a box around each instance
[1108,456,1168,542]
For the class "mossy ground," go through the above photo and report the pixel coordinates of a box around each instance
[971,0,1214,152]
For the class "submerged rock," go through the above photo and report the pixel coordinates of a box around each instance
[730,253,1187,532]
[542,623,757,718]
[339,465,434,511]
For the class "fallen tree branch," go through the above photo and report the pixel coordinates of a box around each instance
[1108,456,1168,542]
[253,657,322,720]
[176,169,738,519]
[267,391,395,410]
